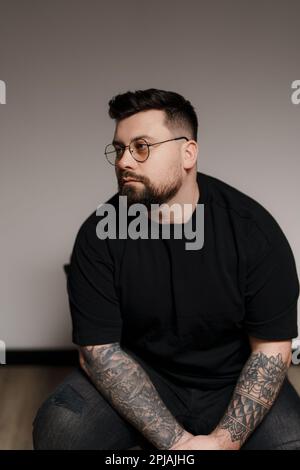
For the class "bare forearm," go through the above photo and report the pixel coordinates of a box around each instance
[211,350,289,449]
[80,343,192,450]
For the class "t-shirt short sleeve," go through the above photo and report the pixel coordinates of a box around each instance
[67,213,123,346]
[243,218,299,340]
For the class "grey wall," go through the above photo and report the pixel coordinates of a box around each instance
[0,0,299,349]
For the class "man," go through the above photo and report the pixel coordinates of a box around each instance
[32,88,300,450]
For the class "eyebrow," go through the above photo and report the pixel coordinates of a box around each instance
[112,134,155,145]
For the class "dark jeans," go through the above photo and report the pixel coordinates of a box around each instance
[32,351,300,450]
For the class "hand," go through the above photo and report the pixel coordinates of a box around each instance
[170,434,223,450]
[168,430,194,450]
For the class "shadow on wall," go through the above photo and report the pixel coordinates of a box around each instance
[63,264,70,277]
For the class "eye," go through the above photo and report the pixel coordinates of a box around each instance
[134,141,148,152]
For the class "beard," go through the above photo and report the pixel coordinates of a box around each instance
[117,169,183,210]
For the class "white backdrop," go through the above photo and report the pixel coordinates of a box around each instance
[0,0,299,348]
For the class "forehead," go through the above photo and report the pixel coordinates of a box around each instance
[113,109,168,144]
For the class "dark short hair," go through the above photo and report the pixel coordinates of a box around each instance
[108,88,198,141]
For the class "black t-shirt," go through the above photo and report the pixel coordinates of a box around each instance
[67,171,299,390]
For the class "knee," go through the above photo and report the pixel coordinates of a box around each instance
[32,385,86,450]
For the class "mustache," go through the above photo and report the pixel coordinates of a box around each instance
[119,172,144,183]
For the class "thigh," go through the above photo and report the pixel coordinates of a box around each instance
[242,377,300,450]
[32,366,151,450]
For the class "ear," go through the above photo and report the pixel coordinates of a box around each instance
[182,140,198,170]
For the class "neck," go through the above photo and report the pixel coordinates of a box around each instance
[149,176,200,224]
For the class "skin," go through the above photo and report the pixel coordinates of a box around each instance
[79,344,193,450]
[79,110,292,449]
[170,337,292,450]
[79,338,291,450]
[113,109,199,223]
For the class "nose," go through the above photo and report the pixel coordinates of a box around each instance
[115,146,138,170]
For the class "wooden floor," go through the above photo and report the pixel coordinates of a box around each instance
[0,365,299,450]
[0,365,74,450]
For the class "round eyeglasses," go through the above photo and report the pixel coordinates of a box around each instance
[104,136,189,165]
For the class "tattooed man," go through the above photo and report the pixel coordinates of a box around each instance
[33,89,300,450]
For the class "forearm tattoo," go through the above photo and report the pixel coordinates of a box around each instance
[218,351,288,447]
[80,344,186,449]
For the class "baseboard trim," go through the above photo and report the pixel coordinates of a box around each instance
[5,349,78,366]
